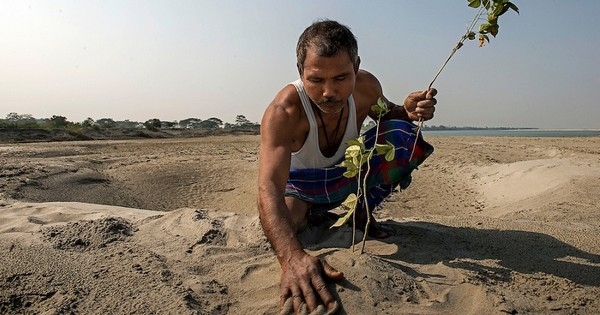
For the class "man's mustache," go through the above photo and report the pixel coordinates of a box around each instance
[318,98,342,106]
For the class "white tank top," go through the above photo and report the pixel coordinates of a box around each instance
[290,79,359,170]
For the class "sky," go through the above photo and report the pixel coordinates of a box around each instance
[1,0,599,129]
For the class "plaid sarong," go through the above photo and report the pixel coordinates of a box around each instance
[285,119,434,212]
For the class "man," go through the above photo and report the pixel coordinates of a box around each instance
[257,20,437,314]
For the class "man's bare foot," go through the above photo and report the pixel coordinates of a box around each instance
[353,208,393,239]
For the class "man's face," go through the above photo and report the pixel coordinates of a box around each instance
[300,45,358,111]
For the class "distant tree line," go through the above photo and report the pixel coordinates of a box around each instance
[0,112,260,133]
[422,125,535,131]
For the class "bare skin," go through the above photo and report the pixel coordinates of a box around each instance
[258,45,437,314]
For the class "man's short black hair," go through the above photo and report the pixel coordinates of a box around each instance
[296,20,359,75]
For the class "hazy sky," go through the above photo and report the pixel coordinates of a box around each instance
[1,0,599,128]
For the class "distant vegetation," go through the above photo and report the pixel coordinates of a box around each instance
[0,112,260,143]
[0,112,536,143]
[423,125,535,131]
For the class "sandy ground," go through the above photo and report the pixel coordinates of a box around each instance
[1,135,599,314]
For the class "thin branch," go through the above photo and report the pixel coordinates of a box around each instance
[409,6,486,163]
[428,6,486,90]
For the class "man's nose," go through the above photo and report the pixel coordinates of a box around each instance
[323,82,337,99]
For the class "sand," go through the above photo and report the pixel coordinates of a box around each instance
[1,135,599,314]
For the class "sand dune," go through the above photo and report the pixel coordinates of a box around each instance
[1,135,599,314]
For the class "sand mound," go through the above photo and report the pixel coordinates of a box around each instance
[42,217,134,250]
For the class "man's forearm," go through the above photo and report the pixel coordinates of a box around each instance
[382,104,411,122]
[258,199,305,264]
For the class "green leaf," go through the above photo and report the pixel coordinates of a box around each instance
[468,31,476,40]
[507,2,519,14]
[346,138,364,148]
[468,0,481,8]
[374,143,391,156]
[384,141,395,161]
[331,208,354,228]
[352,155,360,168]
[341,193,358,209]
[331,194,358,228]
[343,169,358,178]
[385,149,395,161]
[345,144,362,158]
[370,99,389,116]
[377,98,390,115]
[482,0,491,10]
[489,24,499,37]
[336,160,348,168]
[479,22,491,34]
[492,2,504,16]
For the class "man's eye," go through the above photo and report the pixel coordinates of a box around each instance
[335,76,348,81]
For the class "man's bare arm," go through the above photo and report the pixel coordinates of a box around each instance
[257,99,304,264]
[257,91,342,314]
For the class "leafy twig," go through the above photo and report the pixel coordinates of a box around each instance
[410,0,519,163]
[332,98,394,253]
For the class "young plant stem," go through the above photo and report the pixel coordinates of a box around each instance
[409,6,486,163]
[359,147,374,254]
[351,153,365,252]
[358,112,384,254]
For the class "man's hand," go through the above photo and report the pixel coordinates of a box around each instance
[279,250,344,314]
[403,88,437,121]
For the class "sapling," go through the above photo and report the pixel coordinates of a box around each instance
[332,0,519,254]
[332,98,394,253]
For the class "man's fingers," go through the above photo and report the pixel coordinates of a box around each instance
[280,287,291,307]
[317,259,343,313]
[321,259,344,281]
[299,282,319,312]
[311,276,340,314]
[427,88,437,98]
[279,297,293,315]
[325,300,340,315]
[291,290,303,314]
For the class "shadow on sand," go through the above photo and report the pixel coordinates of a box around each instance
[376,220,600,286]
[302,218,600,287]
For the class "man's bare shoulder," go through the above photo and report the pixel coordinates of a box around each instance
[354,69,384,109]
[265,84,304,121]
[356,69,382,93]
[261,84,308,147]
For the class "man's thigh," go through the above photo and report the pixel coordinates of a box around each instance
[284,196,309,231]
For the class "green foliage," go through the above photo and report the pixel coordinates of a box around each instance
[331,97,394,250]
[197,117,223,129]
[467,0,519,46]
[48,115,68,129]
[1,112,38,128]
[161,121,177,129]
[180,118,203,129]
[0,112,259,141]
[81,117,95,128]
[144,118,161,131]
[235,115,251,126]
[96,118,116,129]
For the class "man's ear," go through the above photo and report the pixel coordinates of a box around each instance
[296,63,303,76]
[354,56,361,73]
